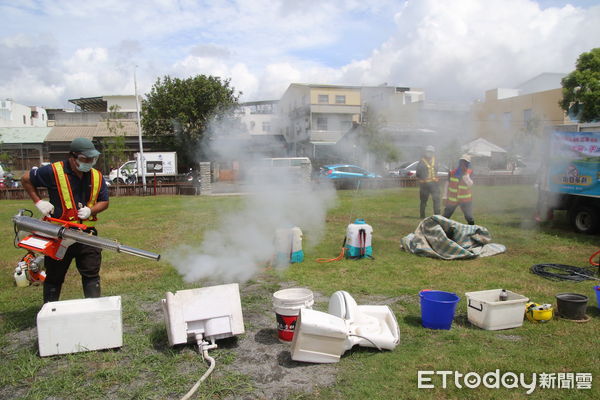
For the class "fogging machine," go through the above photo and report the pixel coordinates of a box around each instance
[12,209,161,287]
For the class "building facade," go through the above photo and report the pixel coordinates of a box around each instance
[473,73,573,148]
[278,84,362,156]
[0,99,48,127]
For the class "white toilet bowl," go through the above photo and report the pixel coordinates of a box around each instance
[290,291,400,363]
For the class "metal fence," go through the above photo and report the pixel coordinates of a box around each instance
[0,175,536,200]
[0,183,201,200]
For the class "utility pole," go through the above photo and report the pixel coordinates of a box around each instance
[134,65,147,192]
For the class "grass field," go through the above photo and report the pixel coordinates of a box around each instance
[0,185,599,399]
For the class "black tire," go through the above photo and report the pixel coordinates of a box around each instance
[569,205,600,234]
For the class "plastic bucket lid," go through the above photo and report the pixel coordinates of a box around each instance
[419,290,460,330]
[272,288,314,316]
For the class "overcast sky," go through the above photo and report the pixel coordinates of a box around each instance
[1,0,599,108]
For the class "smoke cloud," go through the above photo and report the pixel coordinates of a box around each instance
[165,115,336,283]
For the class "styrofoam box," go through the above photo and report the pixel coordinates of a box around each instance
[37,296,122,357]
[465,289,528,330]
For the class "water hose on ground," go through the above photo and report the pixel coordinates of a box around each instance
[530,263,599,282]
[589,249,600,266]
[180,335,217,400]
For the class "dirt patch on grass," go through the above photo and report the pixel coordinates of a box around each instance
[218,278,337,399]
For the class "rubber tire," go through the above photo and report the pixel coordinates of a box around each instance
[569,205,600,234]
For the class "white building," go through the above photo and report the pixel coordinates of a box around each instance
[0,99,48,127]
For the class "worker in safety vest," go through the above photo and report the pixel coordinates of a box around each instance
[21,138,109,303]
[443,154,475,225]
[416,145,441,218]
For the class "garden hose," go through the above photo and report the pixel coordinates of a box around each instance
[589,249,600,266]
[530,263,599,282]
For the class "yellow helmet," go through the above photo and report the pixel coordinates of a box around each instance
[525,302,553,323]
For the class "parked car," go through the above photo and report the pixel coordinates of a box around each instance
[320,164,381,188]
[389,161,449,178]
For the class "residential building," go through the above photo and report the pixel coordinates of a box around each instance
[473,73,573,148]
[278,84,362,156]
[236,100,286,157]
[0,99,48,127]
[45,95,150,171]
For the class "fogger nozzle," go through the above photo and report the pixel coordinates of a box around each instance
[13,214,161,261]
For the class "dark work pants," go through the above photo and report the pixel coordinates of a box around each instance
[43,241,102,303]
[419,182,441,218]
[443,201,475,225]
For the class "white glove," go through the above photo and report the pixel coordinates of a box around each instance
[77,206,92,220]
[35,200,54,217]
[462,174,473,187]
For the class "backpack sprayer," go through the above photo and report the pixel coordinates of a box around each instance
[317,218,374,263]
[12,209,161,287]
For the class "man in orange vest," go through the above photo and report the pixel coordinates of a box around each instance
[21,138,109,303]
[416,145,441,218]
[443,154,475,225]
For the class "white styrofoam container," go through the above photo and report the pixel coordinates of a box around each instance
[465,289,528,330]
[37,296,122,357]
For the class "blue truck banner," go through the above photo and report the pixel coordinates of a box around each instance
[548,131,600,197]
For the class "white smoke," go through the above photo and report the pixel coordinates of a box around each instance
[165,115,336,283]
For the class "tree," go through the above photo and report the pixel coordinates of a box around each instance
[358,106,400,169]
[141,75,240,168]
[560,48,600,123]
[102,105,128,173]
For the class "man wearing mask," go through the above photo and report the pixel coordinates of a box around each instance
[21,138,109,303]
[443,154,475,225]
[416,145,441,219]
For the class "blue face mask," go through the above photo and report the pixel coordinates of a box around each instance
[75,155,97,172]
[76,162,94,172]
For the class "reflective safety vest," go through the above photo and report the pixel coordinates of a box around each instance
[51,161,102,226]
[446,168,473,205]
[420,157,438,183]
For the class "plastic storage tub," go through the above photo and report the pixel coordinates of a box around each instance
[37,296,122,356]
[465,289,528,330]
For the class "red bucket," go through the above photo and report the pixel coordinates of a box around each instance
[272,288,314,342]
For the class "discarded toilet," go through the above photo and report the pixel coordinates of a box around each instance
[272,288,314,342]
[290,290,400,363]
[161,284,245,399]
[274,226,304,265]
[162,283,245,346]
[465,289,528,330]
[37,296,123,357]
[420,290,460,330]
[555,293,588,320]
[345,219,373,259]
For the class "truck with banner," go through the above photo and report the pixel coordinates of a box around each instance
[541,127,600,233]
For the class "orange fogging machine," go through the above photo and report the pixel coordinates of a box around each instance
[12,210,161,287]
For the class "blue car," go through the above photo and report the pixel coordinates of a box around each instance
[319,165,381,188]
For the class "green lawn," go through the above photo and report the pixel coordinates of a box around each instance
[0,186,598,399]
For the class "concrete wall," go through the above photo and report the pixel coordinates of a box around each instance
[103,95,141,113]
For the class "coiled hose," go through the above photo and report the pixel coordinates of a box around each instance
[530,263,599,282]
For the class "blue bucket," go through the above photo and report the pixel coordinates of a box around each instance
[595,286,600,309]
[420,290,460,330]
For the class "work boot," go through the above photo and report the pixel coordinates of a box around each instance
[43,282,62,303]
[82,277,101,298]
